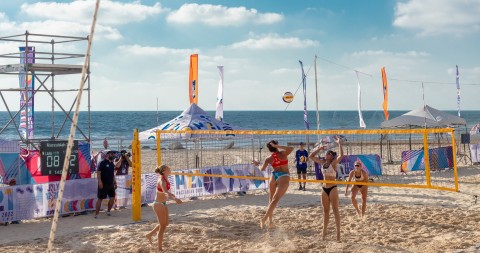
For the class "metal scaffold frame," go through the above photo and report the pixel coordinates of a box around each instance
[0,31,91,149]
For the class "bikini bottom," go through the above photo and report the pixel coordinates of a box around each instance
[322,185,337,197]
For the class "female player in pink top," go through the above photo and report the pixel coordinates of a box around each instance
[309,136,344,241]
[145,165,182,251]
[252,140,293,229]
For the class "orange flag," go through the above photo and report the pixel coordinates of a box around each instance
[381,67,389,120]
[189,54,199,105]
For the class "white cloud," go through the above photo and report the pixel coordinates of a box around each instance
[229,34,319,50]
[271,68,298,75]
[166,3,283,26]
[351,50,429,57]
[20,0,165,25]
[393,0,480,36]
[117,44,198,56]
[0,19,122,41]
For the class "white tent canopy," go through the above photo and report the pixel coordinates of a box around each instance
[381,105,466,128]
[139,103,241,140]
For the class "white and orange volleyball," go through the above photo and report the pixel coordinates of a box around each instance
[282,92,294,103]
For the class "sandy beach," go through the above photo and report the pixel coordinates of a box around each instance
[1,158,480,252]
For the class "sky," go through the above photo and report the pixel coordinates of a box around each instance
[0,0,479,112]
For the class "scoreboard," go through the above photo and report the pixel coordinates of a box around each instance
[40,140,79,175]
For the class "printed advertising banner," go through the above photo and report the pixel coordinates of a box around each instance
[1,164,268,222]
[401,146,453,172]
[18,46,35,139]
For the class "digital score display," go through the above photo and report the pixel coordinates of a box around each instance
[40,140,79,175]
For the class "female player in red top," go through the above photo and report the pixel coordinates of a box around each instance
[252,140,293,229]
[145,165,182,251]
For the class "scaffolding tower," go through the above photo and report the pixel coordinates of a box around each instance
[0,31,91,150]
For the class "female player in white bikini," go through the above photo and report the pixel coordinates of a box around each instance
[145,165,182,251]
[344,161,369,217]
[252,140,293,229]
[309,137,344,241]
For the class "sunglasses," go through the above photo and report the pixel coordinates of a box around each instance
[354,164,361,167]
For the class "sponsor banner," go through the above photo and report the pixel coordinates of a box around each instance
[314,154,382,180]
[19,47,35,139]
[1,164,269,222]
[401,146,453,172]
[170,164,269,199]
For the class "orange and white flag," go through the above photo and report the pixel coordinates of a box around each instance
[189,54,199,105]
[381,67,389,120]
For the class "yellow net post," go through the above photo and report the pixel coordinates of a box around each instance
[156,130,161,166]
[423,129,432,188]
[451,130,459,192]
[131,129,142,221]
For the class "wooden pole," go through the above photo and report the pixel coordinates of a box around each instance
[47,0,101,251]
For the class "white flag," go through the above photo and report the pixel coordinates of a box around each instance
[215,66,224,121]
[356,71,366,128]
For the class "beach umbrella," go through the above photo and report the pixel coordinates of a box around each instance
[381,105,466,128]
[139,103,242,141]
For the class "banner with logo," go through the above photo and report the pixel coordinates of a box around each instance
[314,154,382,180]
[1,164,269,222]
[19,47,35,139]
[144,164,269,200]
[400,146,453,172]
[189,54,199,105]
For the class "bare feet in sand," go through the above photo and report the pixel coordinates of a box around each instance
[268,221,275,229]
[145,233,153,245]
[260,218,266,229]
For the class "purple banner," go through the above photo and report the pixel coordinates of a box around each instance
[299,60,309,130]
[19,46,35,139]
[315,154,382,180]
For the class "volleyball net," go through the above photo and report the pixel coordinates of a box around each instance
[141,128,459,192]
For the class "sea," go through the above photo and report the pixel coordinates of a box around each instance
[1,110,479,143]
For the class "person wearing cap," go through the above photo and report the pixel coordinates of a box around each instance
[114,150,132,175]
[95,150,117,218]
[294,142,309,190]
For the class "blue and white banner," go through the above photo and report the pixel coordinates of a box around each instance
[170,164,268,199]
[299,60,309,130]
[18,47,35,139]
[456,65,461,117]
[215,66,224,121]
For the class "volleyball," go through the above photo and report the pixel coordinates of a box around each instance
[282,92,294,103]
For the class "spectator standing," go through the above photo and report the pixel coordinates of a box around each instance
[295,142,309,190]
[95,150,117,218]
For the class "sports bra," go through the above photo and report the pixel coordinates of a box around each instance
[271,152,288,168]
[157,176,171,192]
[322,163,336,178]
[354,171,365,181]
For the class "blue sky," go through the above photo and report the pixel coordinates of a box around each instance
[0,0,479,111]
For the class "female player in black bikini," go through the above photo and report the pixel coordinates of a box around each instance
[344,161,369,217]
[145,165,182,251]
[252,140,293,229]
[309,136,344,241]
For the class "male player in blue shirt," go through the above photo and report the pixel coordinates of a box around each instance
[295,142,309,190]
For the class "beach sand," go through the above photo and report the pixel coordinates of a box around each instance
[1,150,480,252]
[1,167,480,252]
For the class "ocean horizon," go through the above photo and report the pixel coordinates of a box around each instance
[1,110,479,141]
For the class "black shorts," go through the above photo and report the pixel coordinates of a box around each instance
[297,167,307,174]
[98,184,116,199]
